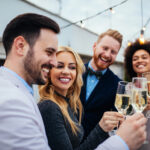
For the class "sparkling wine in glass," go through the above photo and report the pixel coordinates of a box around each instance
[115,81,131,115]
[142,72,150,96]
[142,72,150,118]
[132,77,148,113]
[109,81,132,136]
[132,77,149,144]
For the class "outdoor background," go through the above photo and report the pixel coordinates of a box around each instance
[26,0,150,61]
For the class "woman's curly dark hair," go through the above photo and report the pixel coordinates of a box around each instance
[124,39,150,81]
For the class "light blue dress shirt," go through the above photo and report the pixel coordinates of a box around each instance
[115,135,129,150]
[86,62,107,100]
[1,66,33,95]
[95,135,129,150]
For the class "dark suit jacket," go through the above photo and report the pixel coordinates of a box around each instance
[80,63,121,137]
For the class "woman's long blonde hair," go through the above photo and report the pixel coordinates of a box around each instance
[39,46,85,134]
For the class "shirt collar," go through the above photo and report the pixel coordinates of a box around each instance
[88,61,107,75]
[1,66,33,95]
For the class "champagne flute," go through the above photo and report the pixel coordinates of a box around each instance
[142,72,150,118]
[109,81,132,136]
[132,77,148,113]
[132,77,149,144]
[125,82,134,115]
[115,81,131,116]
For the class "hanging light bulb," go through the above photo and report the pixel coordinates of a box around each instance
[139,29,145,44]
[127,41,132,46]
[110,8,115,14]
[80,20,85,28]
[142,26,146,31]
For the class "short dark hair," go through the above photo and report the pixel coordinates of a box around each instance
[2,13,60,56]
[124,39,150,80]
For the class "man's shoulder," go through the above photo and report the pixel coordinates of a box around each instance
[0,76,18,92]
[0,76,32,106]
[107,68,121,82]
[0,76,20,92]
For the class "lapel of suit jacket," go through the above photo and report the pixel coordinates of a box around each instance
[85,69,110,106]
[80,63,89,106]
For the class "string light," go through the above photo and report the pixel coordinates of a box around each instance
[141,0,144,29]
[61,0,128,29]
[142,26,146,31]
[127,41,132,46]
[144,17,150,29]
[110,8,115,14]
[80,20,85,28]
[127,0,150,46]
[138,0,145,44]
[139,29,145,44]
[127,15,150,45]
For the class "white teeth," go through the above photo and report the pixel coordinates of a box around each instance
[137,65,145,69]
[101,57,108,62]
[42,68,49,73]
[60,78,70,82]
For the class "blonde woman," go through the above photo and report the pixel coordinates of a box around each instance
[38,46,124,150]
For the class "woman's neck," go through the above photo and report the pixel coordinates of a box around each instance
[54,88,67,97]
[137,73,142,77]
[54,90,69,102]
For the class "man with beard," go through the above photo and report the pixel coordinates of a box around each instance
[0,15,147,150]
[80,29,123,138]
[0,13,60,150]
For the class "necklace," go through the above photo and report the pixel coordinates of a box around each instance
[54,91,70,102]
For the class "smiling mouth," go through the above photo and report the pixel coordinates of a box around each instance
[42,64,53,73]
[42,68,49,73]
[41,68,49,80]
[136,64,146,69]
[41,64,53,79]
[99,56,110,63]
[59,77,71,83]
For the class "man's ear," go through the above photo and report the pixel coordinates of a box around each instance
[13,36,28,56]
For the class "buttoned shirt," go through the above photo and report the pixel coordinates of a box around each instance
[86,62,107,100]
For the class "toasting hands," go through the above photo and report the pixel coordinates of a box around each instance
[99,111,124,132]
[117,113,147,150]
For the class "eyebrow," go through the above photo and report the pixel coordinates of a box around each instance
[46,47,57,53]
[142,54,148,56]
[133,54,148,57]
[133,56,138,58]
[57,62,76,65]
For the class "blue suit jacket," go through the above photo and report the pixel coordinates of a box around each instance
[80,63,121,137]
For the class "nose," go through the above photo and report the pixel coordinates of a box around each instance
[136,57,143,63]
[104,50,111,58]
[138,57,144,62]
[62,67,69,74]
[49,54,57,68]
